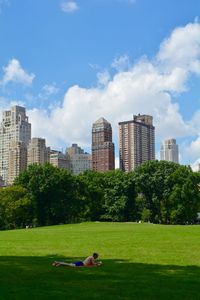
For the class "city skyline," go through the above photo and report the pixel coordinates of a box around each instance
[0,105,93,183]
[0,104,189,178]
[0,1,200,169]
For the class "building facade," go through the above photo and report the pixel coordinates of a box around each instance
[66,143,91,175]
[0,106,31,183]
[7,141,27,184]
[66,143,84,156]
[160,139,179,163]
[119,114,155,172]
[50,150,70,170]
[0,175,5,187]
[28,138,50,166]
[92,118,115,172]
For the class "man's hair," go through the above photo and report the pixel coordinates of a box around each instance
[93,253,98,259]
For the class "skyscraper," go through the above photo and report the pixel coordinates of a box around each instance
[92,118,115,172]
[0,106,31,183]
[66,143,91,175]
[119,114,155,172]
[160,139,179,163]
[27,138,50,166]
[7,141,27,184]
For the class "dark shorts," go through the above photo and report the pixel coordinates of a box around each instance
[74,261,84,267]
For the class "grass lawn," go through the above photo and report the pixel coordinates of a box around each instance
[0,222,200,299]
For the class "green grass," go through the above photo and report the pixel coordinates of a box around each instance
[1,222,200,299]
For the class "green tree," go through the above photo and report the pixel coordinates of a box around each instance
[133,160,200,224]
[0,185,32,229]
[77,171,105,221]
[101,170,136,221]
[141,208,151,222]
[134,160,180,222]
[167,166,200,224]
[77,170,136,222]
[15,163,77,226]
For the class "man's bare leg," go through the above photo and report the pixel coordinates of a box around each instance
[52,261,76,267]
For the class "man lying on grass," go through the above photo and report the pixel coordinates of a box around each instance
[52,252,102,267]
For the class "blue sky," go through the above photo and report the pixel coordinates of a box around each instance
[0,0,200,168]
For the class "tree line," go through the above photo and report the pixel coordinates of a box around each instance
[0,160,200,230]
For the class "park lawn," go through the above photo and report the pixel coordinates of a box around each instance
[0,222,200,300]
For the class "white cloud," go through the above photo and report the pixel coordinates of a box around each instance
[60,1,79,13]
[89,63,100,70]
[185,137,200,162]
[157,22,200,75]
[1,59,35,86]
[97,70,110,86]
[39,84,59,98]
[111,54,130,72]
[28,108,59,148]
[191,158,200,171]
[27,21,200,167]
[180,110,200,165]
[42,84,59,95]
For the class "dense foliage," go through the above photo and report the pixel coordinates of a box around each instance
[0,161,200,229]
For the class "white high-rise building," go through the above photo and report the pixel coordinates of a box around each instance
[66,144,92,175]
[160,139,179,163]
[0,106,31,183]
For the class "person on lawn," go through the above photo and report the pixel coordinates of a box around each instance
[52,253,102,267]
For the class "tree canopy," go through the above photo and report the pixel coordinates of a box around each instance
[0,160,200,229]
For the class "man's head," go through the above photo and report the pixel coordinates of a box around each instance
[93,253,99,259]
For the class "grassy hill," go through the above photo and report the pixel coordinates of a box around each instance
[0,222,200,299]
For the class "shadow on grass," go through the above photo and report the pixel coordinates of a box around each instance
[0,256,200,300]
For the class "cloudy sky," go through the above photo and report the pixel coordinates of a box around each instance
[0,0,200,168]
